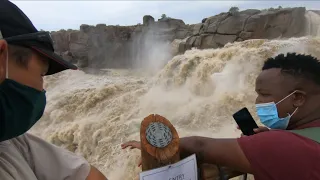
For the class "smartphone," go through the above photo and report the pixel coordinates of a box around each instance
[232,107,259,136]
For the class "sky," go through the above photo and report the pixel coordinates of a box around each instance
[12,1,320,31]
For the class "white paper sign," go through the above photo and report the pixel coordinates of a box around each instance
[140,154,198,180]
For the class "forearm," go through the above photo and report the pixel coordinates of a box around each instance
[180,136,222,165]
[179,136,206,164]
[86,165,108,180]
[200,164,245,179]
[179,136,252,173]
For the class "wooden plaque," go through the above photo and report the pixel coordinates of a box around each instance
[140,114,180,171]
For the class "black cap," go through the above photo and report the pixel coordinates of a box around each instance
[0,0,78,75]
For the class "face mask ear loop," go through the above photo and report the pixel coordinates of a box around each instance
[276,90,298,105]
[5,51,8,79]
[289,107,299,117]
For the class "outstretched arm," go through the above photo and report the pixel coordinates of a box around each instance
[180,136,252,173]
[121,137,252,173]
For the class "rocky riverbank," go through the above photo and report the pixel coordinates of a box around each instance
[50,7,318,69]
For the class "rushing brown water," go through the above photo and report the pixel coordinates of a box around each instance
[31,32,320,180]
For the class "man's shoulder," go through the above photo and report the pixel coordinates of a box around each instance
[0,133,53,157]
[0,134,32,160]
[237,129,320,167]
[257,120,320,145]
[237,128,320,179]
[0,134,39,180]
[0,133,42,147]
[0,133,91,180]
[239,119,320,146]
[239,129,319,147]
[0,133,27,149]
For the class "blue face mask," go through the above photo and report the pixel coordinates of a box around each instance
[255,91,298,130]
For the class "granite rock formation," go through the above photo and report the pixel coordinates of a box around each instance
[51,16,191,69]
[51,7,314,69]
[177,7,306,54]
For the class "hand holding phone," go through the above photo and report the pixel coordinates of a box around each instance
[232,107,259,136]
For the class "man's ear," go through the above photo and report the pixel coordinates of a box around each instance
[293,90,306,107]
[0,40,8,82]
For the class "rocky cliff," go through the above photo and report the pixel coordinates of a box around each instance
[51,7,315,70]
[51,17,192,70]
[179,7,306,53]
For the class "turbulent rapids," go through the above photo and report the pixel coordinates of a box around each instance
[30,36,320,180]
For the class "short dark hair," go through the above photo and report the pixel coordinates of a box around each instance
[8,44,33,68]
[262,53,320,85]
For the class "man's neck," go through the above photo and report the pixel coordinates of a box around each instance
[289,116,320,130]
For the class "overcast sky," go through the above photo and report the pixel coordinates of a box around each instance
[12,1,320,31]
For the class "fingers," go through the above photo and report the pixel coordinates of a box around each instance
[121,140,137,149]
[121,140,141,150]
[121,141,143,168]
[253,126,269,133]
[138,159,142,167]
[237,125,269,136]
[236,126,245,137]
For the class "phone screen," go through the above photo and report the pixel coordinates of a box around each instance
[232,107,259,136]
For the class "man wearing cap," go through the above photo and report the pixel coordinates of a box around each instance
[0,1,107,180]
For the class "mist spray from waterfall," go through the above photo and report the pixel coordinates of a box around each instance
[130,23,173,75]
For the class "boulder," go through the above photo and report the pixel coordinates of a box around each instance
[143,15,155,26]
[244,7,306,39]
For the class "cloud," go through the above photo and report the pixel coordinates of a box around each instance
[11,1,320,31]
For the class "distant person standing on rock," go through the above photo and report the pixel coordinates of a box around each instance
[0,1,107,180]
[122,53,320,180]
